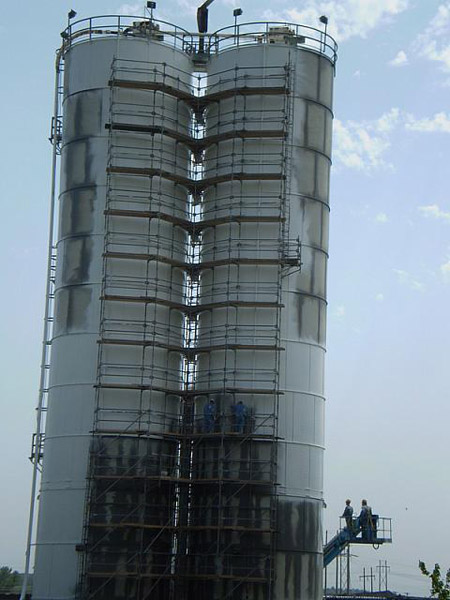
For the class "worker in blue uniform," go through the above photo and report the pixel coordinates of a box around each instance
[233,400,248,433]
[358,499,373,540]
[342,499,354,532]
[203,398,216,433]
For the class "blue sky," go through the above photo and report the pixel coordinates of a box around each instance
[1,0,449,595]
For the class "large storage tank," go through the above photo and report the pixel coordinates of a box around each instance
[30,15,336,600]
[33,20,194,600]
[193,32,334,599]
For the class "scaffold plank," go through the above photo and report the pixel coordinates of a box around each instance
[91,474,275,486]
[92,429,277,440]
[87,571,268,582]
[104,208,285,231]
[98,338,283,353]
[103,251,186,268]
[107,165,284,190]
[107,122,286,149]
[96,382,282,395]
[109,78,194,104]
[104,208,190,229]
[102,294,186,310]
[109,78,289,109]
[89,522,274,533]
[104,251,289,270]
[102,294,283,311]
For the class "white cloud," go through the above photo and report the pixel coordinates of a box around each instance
[441,259,450,282]
[334,305,346,319]
[175,0,198,15]
[375,293,385,302]
[333,108,400,172]
[418,204,450,221]
[414,2,450,71]
[405,112,450,132]
[375,212,388,223]
[376,108,401,132]
[393,269,425,291]
[333,120,366,170]
[389,50,408,66]
[117,3,143,15]
[221,0,240,7]
[276,0,409,42]
[118,0,194,18]
[334,107,450,171]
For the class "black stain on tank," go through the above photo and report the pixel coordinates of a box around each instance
[65,287,92,331]
[85,137,95,185]
[274,500,323,596]
[187,437,274,598]
[73,93,82,140]
[53,287,93,333]
[310,248,316,296]
[70,90,103,140]
[53,288,69,335]
[297,294,305,338]
[61,236,93,286]
[60,188,95,238]
[276,498,322,553]
[85,435,176,598]
[71,190,94,233]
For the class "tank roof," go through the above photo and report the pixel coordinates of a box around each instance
[61,15,338,64]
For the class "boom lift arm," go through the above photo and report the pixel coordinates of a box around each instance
[323,515,392,568]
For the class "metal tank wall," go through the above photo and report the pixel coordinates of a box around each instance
[194,41,334,599]
[276,46,333,600]
[32,17,334,600]
[33,32,193,600]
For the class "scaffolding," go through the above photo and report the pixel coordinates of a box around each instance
[76,57,300,600]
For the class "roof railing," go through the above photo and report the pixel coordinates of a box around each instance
[61,15,194,54]
[207,21,337,63]
[60,15,337,64]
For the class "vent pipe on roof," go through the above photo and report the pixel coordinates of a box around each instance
[197,0,215,53]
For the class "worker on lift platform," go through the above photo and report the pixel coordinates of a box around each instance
[325,501,388,568]
[357,499,376,541]
[341,499,354,532]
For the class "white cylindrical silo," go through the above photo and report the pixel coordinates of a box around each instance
[33,21,193,600]
[276,44,333,599]
[192,31,335,599]
[31,16,336,600]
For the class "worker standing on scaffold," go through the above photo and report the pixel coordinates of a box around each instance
[203,398,216,433]
[233,400,248,433]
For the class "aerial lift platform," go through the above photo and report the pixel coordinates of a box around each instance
[324,516,392,567]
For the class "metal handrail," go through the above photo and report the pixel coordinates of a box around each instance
[59,15,337,65]
[339,515,393,541]
[207,21,338,64]
[61,15,194,54]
